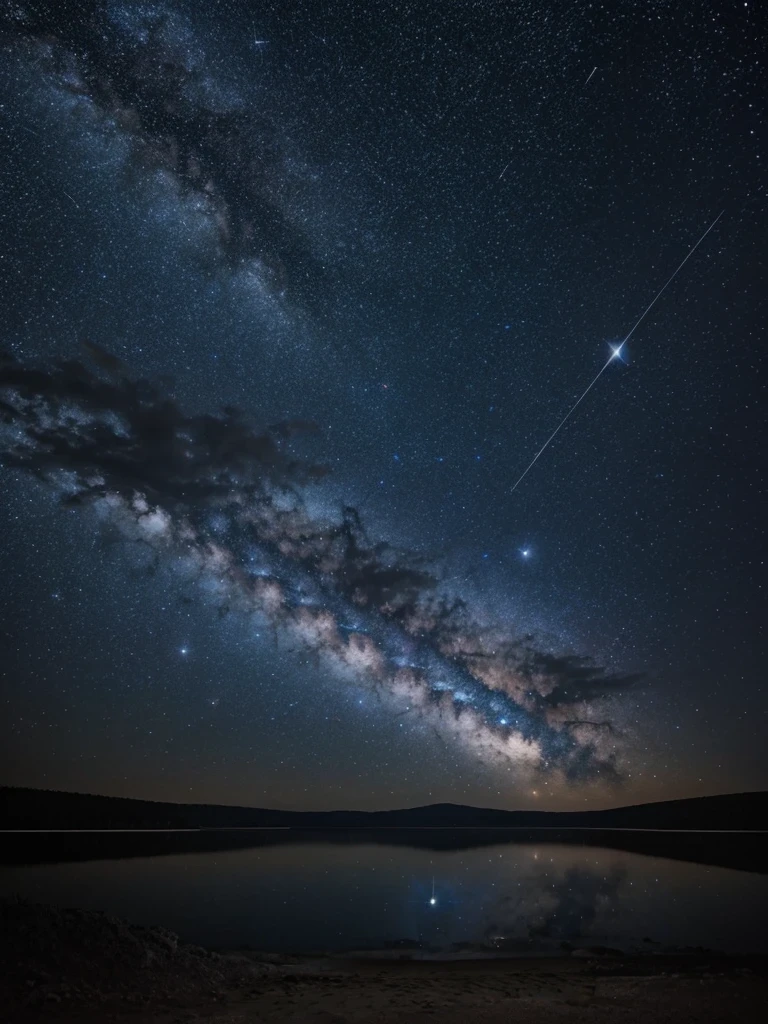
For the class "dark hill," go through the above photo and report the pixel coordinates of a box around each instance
[1,786,767,831]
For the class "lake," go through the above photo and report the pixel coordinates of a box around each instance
[2,832,767,955]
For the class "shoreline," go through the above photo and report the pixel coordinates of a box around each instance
[3,900,768,1023]
[4,825,767,875]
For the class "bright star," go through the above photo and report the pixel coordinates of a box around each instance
[521,548,530,558]
[429,897,436,906]
[180,646,189,656]
[610,342,625,360]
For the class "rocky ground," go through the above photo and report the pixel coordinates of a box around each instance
[2,900,767,1023]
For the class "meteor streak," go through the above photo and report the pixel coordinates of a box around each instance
[510,210,724,494]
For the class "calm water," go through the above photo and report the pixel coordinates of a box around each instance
[2,836,767,954]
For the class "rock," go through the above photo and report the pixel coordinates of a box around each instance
[1,898,274,1016]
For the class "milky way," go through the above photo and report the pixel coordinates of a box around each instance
[2,0,328,314]
[1,1,764,807]
[0,346,638,782]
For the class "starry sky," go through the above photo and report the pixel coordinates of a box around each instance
[0,0,765,812]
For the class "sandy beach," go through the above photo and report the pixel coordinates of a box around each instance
[3,901,766,1023]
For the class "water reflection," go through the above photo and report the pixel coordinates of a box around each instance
[401,852,630,953]
[487,864,626,948]
[2,839,767,954]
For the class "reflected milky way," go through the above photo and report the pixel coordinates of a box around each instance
[2,841,768,954]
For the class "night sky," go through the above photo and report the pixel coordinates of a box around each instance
[0,1,765,812]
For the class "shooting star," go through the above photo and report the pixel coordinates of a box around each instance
[62,190,80,209]
[510,209,724,494]
[584,66,598,87]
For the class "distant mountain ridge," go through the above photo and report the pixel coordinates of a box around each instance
[2,787,767,831]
